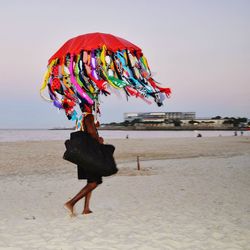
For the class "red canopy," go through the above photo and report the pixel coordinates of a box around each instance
[48,32,142,63]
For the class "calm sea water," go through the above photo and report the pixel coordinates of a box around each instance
[0,129,248,142]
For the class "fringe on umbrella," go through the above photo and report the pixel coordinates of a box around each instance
[40,46,171,121]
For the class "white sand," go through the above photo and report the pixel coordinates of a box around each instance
[0,136,250,249]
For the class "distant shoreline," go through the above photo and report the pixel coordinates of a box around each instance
[49,126,248,131]
[100,127,248,131]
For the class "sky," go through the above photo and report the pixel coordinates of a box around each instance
[0,0,249,129]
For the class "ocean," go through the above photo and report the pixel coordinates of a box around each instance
[0,129,248,142]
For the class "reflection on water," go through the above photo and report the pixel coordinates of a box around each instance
[0,129,249,142]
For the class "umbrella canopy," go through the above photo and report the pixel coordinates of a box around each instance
[40,32,171,123]
[49,32,142,63]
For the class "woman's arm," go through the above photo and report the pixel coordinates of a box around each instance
[84,114,104,144]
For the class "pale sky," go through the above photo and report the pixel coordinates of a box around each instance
[0,0,249,128]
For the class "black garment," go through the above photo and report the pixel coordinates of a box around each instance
[77,114,102,184]
[77,165,103,184]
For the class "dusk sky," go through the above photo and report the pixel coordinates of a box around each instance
[0,0,249,129]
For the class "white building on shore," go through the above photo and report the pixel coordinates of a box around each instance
[123,112,237,129]
[124,112,196,123]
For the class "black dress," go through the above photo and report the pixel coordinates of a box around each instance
[77,165,102,184]
[77,114,103,184]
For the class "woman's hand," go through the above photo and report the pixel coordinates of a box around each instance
[98,137,104,144]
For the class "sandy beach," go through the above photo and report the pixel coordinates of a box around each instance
[0,136,250,249]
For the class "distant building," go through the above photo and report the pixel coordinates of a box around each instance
[165,112,195,120]
[124,112,196,123]
[181,118,228,127]
[111,112,249,130]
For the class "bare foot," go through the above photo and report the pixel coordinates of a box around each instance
[82,209,93,215]
[64,201,75,217]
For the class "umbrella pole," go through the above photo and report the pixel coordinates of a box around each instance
[94,97,98,123]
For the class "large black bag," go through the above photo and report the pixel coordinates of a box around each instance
[63,131,118,177]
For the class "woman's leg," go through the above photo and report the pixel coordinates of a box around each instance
[64,182,98,215]
[83,177,102,214]
[83,191,93,214]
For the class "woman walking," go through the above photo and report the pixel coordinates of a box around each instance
[64,105,104,216]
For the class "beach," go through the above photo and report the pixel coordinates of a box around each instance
[0,136,250,249]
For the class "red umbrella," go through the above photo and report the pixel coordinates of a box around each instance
[40,32,171,122]
[49,32,142,63]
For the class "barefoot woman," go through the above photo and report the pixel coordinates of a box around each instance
[64,105,104,215]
